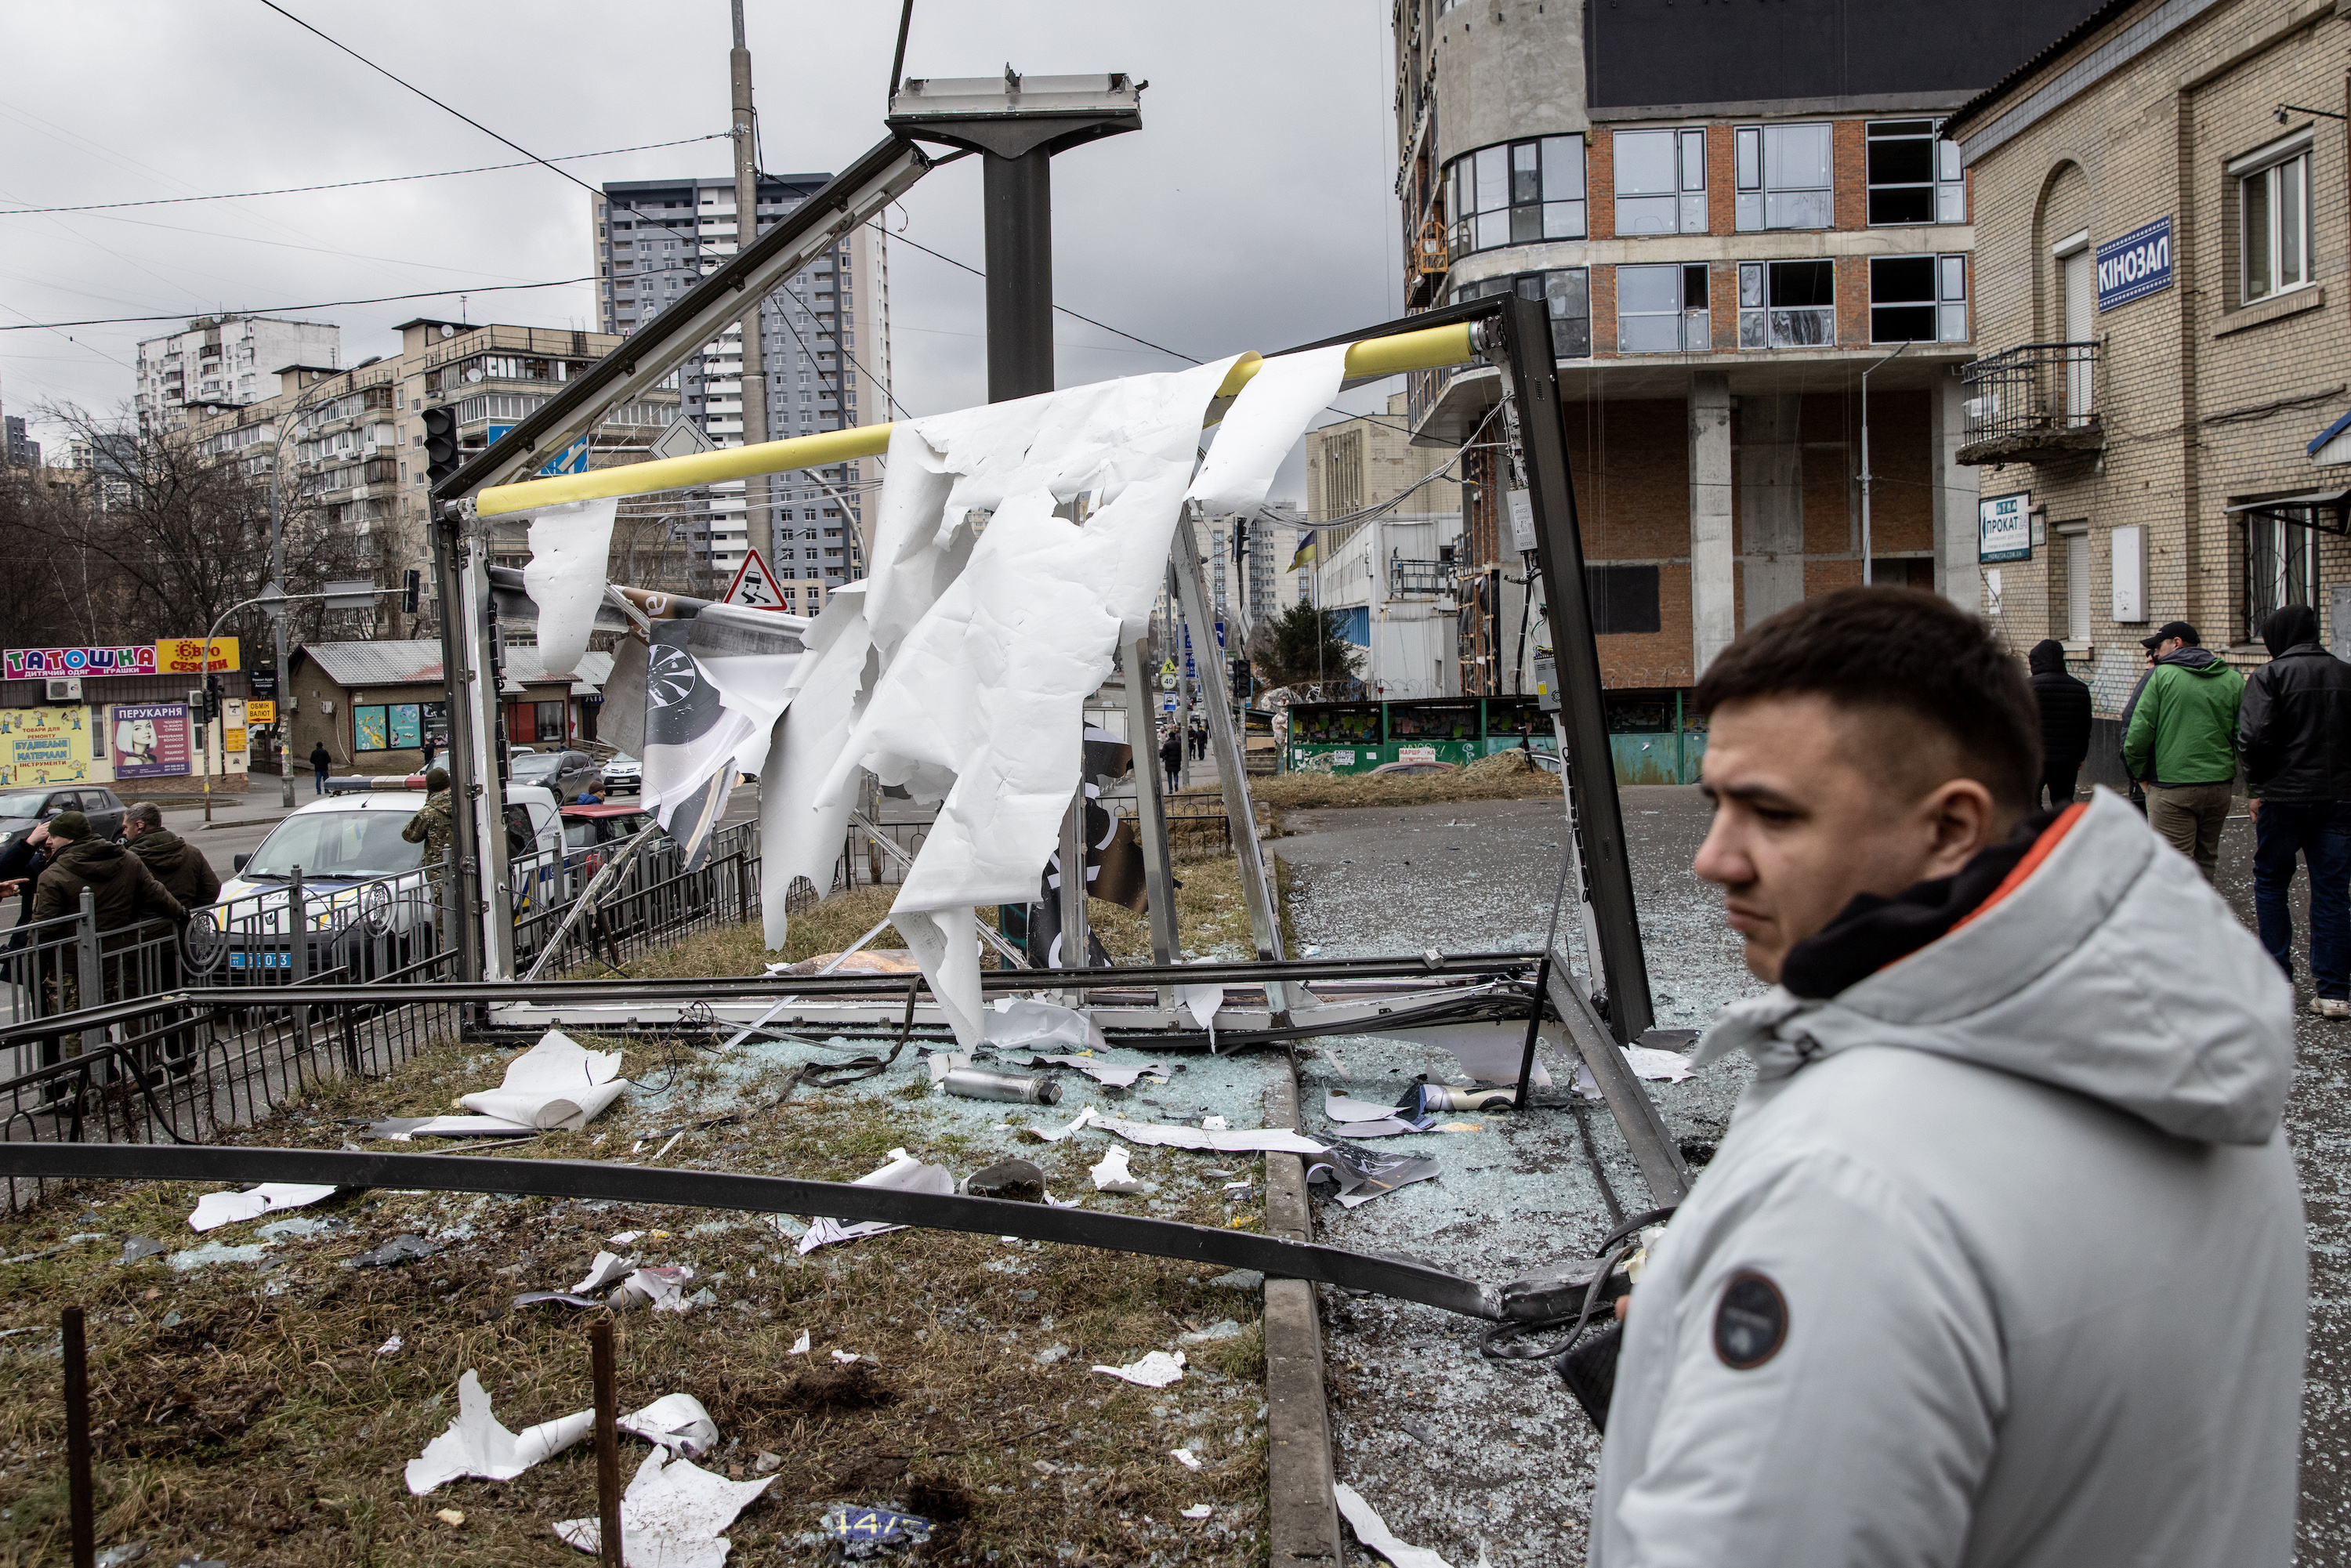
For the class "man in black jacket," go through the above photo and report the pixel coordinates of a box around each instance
[2027,639,2092,806]
[2238,603,2351,1019]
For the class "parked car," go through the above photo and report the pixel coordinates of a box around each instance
[0,785,127,847]
[207,784,563,978]
[1367,760,1458,777]
[561,802,656,879]
[600,752,642,795]
[511,748,603,802]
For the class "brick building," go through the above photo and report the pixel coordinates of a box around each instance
[1943,0,2350,780]
[1390,0,2105,710]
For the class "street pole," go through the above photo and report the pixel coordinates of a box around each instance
[729,2,774,575]
[1860,339,1908,588]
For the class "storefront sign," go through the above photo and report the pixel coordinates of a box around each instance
[0,706,95,785]
[1398,746,1439,764]
[245,699,277,725]
[154,636,240,674]
[2096,218,2172,311]
[1979,491,2033,563]
[110,703,193,779]
[5,646,156,679]
[248,668,278,699]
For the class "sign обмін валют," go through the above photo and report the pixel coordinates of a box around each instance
[4,646,157,680]
[110,703,193,779]
[1980,491,2033,563]
[2097,219,2172,312]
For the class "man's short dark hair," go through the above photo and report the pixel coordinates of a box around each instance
[1694,587,2042,815]
[125,802,162,829]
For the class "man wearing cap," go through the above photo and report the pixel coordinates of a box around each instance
[2123,620,2245,882]
[29,811,186,932]
[2238,603,2351,1019]
[121,802,220,909]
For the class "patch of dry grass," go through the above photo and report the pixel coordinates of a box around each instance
[0,1046,1273,1565]
[1248,747,1563,811]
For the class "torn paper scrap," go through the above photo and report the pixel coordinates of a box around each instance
[1335,1482,1457,1568]
[458,1029,629,1131]
[984,996,1105,1052]
[620,1392,719,1460]
[370,1115,547,1139]
[1085,1108,1328,1157]
[1395,1021,1556,1089]
[523,496,620,682]
[1023,1105,1103,1144]
[554,1447,775,1568]
[926,1050,973,1087]
[1180,1504,1214,1520]
[1025,1053,1170,1088]
[1323,1093,1409,1125]
[1092,1350,1186,1388]
[790,1330,811,1355]
[1306,1142,1444,1209]
[188,1182,339,1233]
[795,1148,955,1255]
[1571,1044,1697,1099]
[620,1266,696,1313]
[571,1251,638,1295]
[406,1370,595,1494]
[1171,1447,1202,1471]
[1186,343,1350,515]
[1090,1145,1147,1194]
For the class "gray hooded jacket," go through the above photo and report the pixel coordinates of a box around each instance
[1593,788,2304,1567]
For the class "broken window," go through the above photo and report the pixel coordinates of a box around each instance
[1738,259,1835,348]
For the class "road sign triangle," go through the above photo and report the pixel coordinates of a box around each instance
[723,546,788,611]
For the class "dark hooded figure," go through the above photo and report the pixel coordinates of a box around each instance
[2237,603,2351,1019]
[2027,639,2092,809]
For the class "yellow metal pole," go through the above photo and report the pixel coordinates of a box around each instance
[473,322,1479,519]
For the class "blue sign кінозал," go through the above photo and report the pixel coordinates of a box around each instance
[2097,219,2172,312]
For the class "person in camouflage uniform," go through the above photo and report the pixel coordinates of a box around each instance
[402,767,455,870]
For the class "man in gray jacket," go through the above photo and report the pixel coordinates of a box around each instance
[1596,587,2302,1566]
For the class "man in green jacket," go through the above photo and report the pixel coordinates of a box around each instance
[2123,620,2245,882]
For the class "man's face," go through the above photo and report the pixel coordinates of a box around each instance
[1693,695,1996,983]
[2154,636,2185,657]
[122,818,148,839]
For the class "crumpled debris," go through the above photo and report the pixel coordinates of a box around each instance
[966,1157,1045,1202]
[1335,1481,1457,1568]
[572,1250,639,1295]
[1089,1145,1147,1194]
[346,1234,441,1269]
[1180,1504,1214,1520]
[619,1265,696,1313]
[1020,1053,1171,1088]
[790,1330,812,1354]
[1306,1143,1441,1208]
[513,1291,605,1310]
[554,1448,775,1567]
[115,1236,166,1266]
[1053,1106,1328,1156]
[820,1504,934,1559]
[983,996,1106,1051]
[1570,1044,1697,1099]
[1171,1447,1203,1470]
[1092,1350,1186,1388]
[797,1149,954,1255]
[619,1392,719,1459]
[378,1334,404,1356]
[188,1182,339,1233]
[1177,1320,1245,1345]
[406,1370,596,1494]
[378,1030,629,1139]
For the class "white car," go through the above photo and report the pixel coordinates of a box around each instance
[205,784,564,979]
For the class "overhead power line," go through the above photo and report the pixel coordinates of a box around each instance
[0,134,731,217]
[0,277,599,331]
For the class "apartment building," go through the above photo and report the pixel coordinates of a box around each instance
[1942,0,2350,780]
[592,175,893,610]
[179,319,682,635]
[1302,392,1467,688]
[133,314,341,438]
[1391,0,2103,705]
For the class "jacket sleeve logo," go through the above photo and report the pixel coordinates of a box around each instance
[1713,1270,1788,1370]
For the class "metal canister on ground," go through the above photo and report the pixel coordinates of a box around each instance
[1405,1082,1517,1115]
[942,1067,1061,1106]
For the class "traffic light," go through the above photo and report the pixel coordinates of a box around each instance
[1229,659,1251,705]
[422,405,461,488]
[402,568,422,614]
[204,675,223,723]
[1233,518,1248,564]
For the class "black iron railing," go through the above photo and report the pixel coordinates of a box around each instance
[1959,340,2102,452]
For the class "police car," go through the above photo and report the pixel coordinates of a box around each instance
[205,780,563,978]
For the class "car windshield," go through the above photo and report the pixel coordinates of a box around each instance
[0,791,50,819]
[511,753,564,779]
[243,809,424,880]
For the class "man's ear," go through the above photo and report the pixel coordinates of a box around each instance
[1918,778,1999,880]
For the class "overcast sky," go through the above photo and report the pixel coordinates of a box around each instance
[0,1,1404,499]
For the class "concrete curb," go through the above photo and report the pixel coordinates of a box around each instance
[1263,1056,1344,1567]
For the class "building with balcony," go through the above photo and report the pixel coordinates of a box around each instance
[592,174,892,611]
[177,320,683,636]
[1391,0,2103,701]
[133,315,341,438]
[1943,0,2351,780]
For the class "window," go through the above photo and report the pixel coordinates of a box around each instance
[1734,123,1833,231]
[1739,260,1835,348]
[1869,254,1967,342]
[1453,268,1592,357]
[2061,527,2092,643]
[1866,121,1966,225]
[1617,263,1711,353]
[1614,129,1708,236]
[1447,136,1585,255]
[2246,509,2320,641]
[1585,565,1662,635]
[2237,139,2314,302]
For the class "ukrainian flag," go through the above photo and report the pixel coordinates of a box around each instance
[1289,534,1317,572]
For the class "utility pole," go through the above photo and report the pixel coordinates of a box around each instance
[729,1,773,569]
[1860,339,1908,587]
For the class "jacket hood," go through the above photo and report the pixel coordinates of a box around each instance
[2263,603,2320,658]
[130,829,187,857]
[1697,789,2293,1144]
[2028,638,2066,675]
[53,838,128,873]
[2157,646,2225,674]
